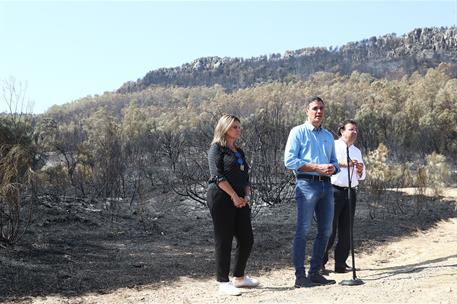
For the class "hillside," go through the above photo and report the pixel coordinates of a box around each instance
[117,27,457,93]
[41,26,457,164]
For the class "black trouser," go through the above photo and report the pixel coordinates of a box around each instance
[207,186,254,282]
[323,186,356,268]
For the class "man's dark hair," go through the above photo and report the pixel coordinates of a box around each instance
[307,96,324,107]
[338,119,358,136]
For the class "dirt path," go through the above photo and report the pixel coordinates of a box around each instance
[17,190,457,304]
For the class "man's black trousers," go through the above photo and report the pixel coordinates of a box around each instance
[323,186,356,268]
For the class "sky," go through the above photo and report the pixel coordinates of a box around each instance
[0,0,456,114]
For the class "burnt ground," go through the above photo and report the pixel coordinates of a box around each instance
[0,188,456,302]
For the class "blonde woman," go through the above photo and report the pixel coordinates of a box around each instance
[207,114,259,296]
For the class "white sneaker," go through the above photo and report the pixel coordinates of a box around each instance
[233,276,260,288]
[219,282,241,296]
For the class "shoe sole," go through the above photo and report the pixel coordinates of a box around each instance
[219,291,241,296]
[294,282,318,288]
[235,285,259,288]
[294,284,316,288]
[310,280,336,285]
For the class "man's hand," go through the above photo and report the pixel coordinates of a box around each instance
[354,160,364,176]
[317,164,336,175]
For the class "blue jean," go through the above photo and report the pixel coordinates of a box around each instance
[293,179,334,278]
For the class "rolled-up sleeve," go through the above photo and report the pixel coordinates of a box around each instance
[284,127,307,171]
[208,144,226,184]
[329,140,341,175]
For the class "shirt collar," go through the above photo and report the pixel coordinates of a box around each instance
[305,121,321,131]
[338,138,353,148]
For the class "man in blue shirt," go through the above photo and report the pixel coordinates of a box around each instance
[284,96,340,287]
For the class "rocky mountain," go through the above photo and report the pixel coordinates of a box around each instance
[117,27,457,93]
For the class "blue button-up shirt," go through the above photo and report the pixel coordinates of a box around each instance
[284,121,340,176]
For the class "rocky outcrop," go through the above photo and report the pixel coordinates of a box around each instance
[117,27,457,94]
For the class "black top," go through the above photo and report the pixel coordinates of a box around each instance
[207,143,250,196]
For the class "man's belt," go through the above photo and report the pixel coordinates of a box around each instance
[333,185,356,191]
[296,174,330,182]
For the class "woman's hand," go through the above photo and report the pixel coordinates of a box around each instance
[231,194,247,208]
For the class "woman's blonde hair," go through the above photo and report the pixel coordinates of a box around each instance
[211,114,240,147]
